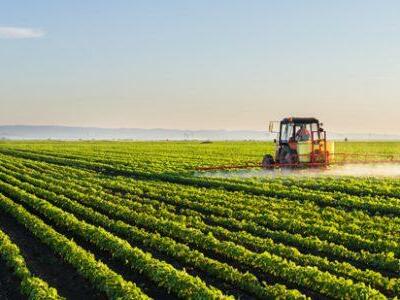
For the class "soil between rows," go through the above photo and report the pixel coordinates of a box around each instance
[0,260,25,300]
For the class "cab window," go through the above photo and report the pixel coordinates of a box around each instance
[280,123,294,142]
[310,123,318,132]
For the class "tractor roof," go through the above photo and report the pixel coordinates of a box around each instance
[281,117,319,124]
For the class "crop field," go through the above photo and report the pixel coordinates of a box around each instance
[0,140,400,300]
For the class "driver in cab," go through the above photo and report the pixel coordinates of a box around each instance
[295,125,311,142]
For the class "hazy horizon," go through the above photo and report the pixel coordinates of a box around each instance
[1,1,400,134]
[1,123,400,136]
[2,124,400,140]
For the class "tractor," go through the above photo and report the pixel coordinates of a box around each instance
[196,116,400,172]
[262,117,333,168]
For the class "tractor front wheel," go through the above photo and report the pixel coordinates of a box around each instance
[262,154,275,168]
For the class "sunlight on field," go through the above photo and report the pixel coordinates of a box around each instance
[0,140,399,299]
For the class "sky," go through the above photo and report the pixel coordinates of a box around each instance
[1,1,399,134]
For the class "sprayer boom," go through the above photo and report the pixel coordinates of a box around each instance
[196,153,400,171]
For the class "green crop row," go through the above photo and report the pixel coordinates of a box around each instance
[0,168,386,300]
[0,166,306,299]
[5,146,400,220]
[1,141,399,300]
[18,155,399,247]
[0,228,64,300]
[2,157,399,278]
[27,168,399,296]
[0,177,232,300]
[267,175,400,200]
[1,158,398,287]
[3,154,398,257]
[0,194,150,300]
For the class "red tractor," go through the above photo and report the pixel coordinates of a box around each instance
[196,116,400,172]
[262,117,333,168]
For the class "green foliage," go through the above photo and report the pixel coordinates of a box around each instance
[0,141,399,299]
[0,228,64,300]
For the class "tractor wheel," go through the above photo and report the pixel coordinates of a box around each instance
[262,154,275,168]
[278,146,290,164]
[278,146,298,167]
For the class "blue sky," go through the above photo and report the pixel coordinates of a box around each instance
[1,1,399,133]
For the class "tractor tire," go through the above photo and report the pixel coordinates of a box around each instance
[278,146,298,166]
[262,154,275,168]
[278,146,290,164]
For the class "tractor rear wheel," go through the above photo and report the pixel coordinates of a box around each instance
[262,154,275,168]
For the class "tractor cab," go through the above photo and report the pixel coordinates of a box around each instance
[262,117,334,168]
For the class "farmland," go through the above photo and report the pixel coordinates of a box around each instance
[0,141,399,300]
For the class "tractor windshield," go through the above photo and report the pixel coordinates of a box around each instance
[280,123,294,143]
[280,122,319,143]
